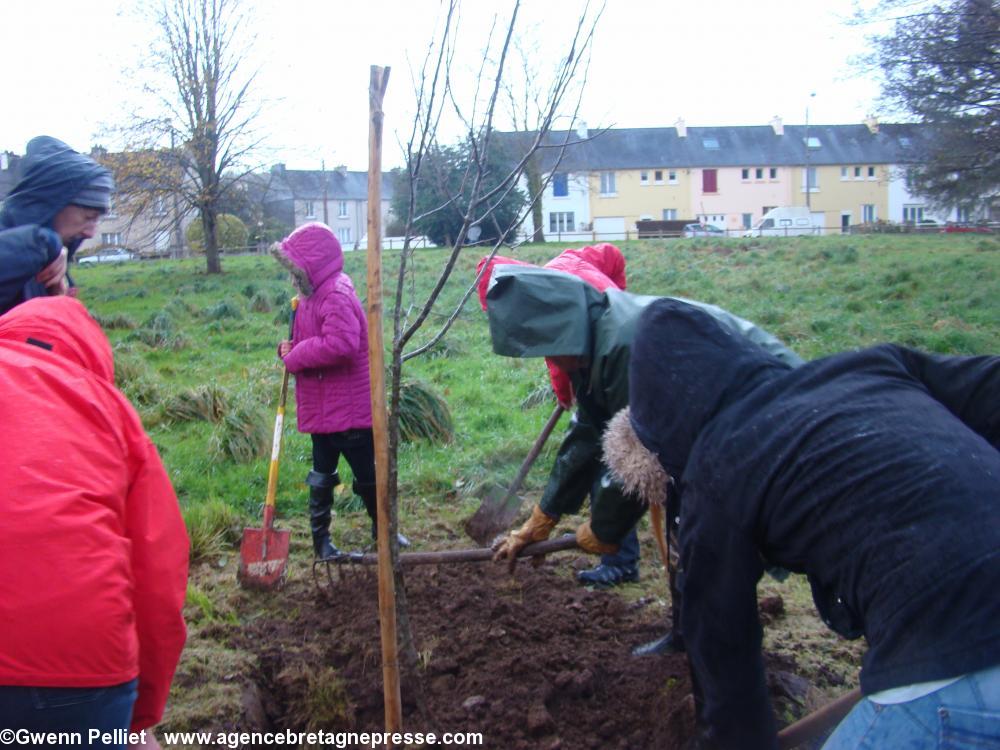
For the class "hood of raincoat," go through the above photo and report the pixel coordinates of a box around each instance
[485,266,606,358]
[627,298,790,478]
[271,222,344,296]
[0,296,115,383]
[0,137,113,250]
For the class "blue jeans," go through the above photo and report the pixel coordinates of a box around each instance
[0,679,137,748]
[822,664,1000,749]
[601,525,640,569]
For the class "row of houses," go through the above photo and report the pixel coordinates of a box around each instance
[522,117,984,242]
[1,116,988,257]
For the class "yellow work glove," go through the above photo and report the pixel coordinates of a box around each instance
[492,505,559,572]
[575,521,620,555]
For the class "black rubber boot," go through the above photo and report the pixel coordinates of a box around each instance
[576,562,639,588]
[355,480,410,547]
[631,629,685,657]
[307,470,340,559]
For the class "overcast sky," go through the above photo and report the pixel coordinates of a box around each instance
[3,0,889,171]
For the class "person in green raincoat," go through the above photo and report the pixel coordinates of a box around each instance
[486,265,802,655]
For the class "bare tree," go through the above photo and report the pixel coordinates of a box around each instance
[110,0,262,272]
[375,0,603,700]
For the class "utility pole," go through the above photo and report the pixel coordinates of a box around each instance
[804,92,816,211]
[170,127,184,258]
[322,159,329,224]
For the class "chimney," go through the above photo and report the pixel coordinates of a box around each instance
[335,164,348,175]
[863,114,879,134]
[271,163,286,174]
[576,120,588,139]
[675,118,687,138]
[770,116,784,136]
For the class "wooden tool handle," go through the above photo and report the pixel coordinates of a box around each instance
[777,687,862,749]
[327,534,579,566]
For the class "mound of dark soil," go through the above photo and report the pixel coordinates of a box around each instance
[230,559,813,749]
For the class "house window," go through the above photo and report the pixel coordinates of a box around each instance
[599,172,616,195]
[804,136,822,149]
[769,167,777,179]
[741,168,750,180]
[338,200,348,218]
[654,170,664,184]
[549,211,575,233]
[337,227,351,243]
[841,167,849,180]
[702,137,720,150]
[668,170,678,184]
[101,232,123,246]
[106,198,117,218]
[957,207,971,222]
[854,166,862,179]
[153,196,167,216]
[640,171,649,185]
[742,213,753,229]
[804,167,818,192]
[862,204,877,223]
[552,173,569,197]
[305,201,315,218]
[867,166,876,180]
[903,205,924,223]
[662,208,678,220]
[702,169,718,193]
[755,167,764,179]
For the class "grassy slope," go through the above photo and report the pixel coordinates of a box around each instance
[75,234,998,726]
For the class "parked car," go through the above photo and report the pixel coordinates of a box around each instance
[78,247,138,264]
[682,223,726,238]
[744,207,819,237]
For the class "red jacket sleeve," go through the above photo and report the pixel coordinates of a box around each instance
[546,358,575,408]
[124,427,189,731]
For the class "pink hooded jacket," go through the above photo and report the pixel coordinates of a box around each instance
[274,223,372,434]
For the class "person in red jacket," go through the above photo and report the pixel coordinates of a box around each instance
[0,296,188,744]
[476,243,645,587]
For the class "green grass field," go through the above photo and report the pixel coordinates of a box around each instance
[75,233,998,546]
[72,233,999,729]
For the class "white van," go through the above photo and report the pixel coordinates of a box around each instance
[744,207,820,237]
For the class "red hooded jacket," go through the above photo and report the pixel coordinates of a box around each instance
[0,297,189,731]
[476,243,628,406]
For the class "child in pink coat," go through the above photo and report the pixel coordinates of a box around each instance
[273,222,408,557]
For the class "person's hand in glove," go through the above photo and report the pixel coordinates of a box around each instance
[575,520,619,555]
[492,505,558,572]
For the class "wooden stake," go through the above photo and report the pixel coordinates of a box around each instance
[366,64,402,739]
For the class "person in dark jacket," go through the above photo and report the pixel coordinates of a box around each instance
[0,136,114,313]
[485,268,801,596]
[608,298,1000,749]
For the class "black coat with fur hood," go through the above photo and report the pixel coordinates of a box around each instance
[628,299,1000,750]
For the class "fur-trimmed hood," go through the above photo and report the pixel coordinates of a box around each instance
[271,222,344,296]
[601,407,670,506]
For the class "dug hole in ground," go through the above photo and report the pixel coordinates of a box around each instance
[171,508,864,750]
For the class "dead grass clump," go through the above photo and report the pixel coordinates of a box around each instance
[95,312,137,330]
[249,292,273,313]
[114,352,164,408]
[184,500,244,562]
[520,380,555,410]
[277,664,356,731]
[165,384,230,423]
[203,300,244,321]
[209,400,270,463]
[397,378,454,444]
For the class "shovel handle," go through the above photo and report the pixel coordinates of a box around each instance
[264,297,299,516]
[504,404,565,501]
[777,687,862,749]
